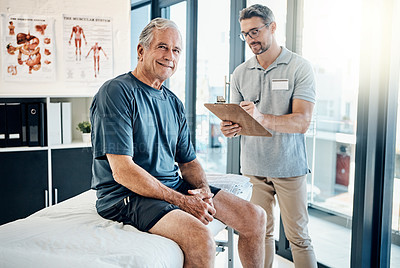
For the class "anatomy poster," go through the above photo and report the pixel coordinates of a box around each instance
[63,15,113,84]
[1,14,56,81]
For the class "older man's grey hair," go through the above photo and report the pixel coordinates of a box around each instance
[139,18,181,49]
[239,4,275,24]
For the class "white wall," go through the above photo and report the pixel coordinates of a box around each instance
[0,0,131,96]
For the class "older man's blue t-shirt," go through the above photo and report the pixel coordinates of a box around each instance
[90,72,196,213]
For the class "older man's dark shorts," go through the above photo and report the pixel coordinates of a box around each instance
[98,181,221,232]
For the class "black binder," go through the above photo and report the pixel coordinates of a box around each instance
[5,103,22,147]
[27,103,40,146]
[21,103,28,146]
[0,103,6,147]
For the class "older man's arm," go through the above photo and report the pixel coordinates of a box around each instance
[106,154,215,224]
[178,159,209,192]
[178,158,216,213]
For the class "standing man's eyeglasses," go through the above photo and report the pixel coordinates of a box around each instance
[239,22,273,41]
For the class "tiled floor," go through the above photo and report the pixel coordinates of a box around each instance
[216,252,293,268]
[214,213,400,268]
[308,210,400,268]
[214,230,294,268]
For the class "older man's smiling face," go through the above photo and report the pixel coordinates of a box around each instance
[139,28,182,86]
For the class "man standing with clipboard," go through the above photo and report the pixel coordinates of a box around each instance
[220,4,317,268]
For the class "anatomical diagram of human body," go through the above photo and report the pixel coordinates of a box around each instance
[6,33,41,74]
[69,25,87,61]
[86,42,108,78]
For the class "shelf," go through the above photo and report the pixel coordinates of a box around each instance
[0,93,95,98]
[1,95,93,152]
[0,146,48,152]
[50,141,92,149]
[0,142,91,152]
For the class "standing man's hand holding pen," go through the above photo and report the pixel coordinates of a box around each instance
[220,99,262,138]
[240,100,264,124]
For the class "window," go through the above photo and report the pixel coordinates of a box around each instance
[301,0,362,266]
[163,1,187,103]
[195,0,231,173]
[131,5,151,69]
[392,75,400,267]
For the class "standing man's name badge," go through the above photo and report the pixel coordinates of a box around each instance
[271,79,289,90]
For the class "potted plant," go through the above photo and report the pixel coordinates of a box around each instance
[76,121,91,143]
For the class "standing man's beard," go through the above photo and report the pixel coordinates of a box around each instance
[249,41,271,55]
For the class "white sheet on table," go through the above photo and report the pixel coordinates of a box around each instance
[207,173,253,200]
[0,174,253,268]
[0,190,183,268]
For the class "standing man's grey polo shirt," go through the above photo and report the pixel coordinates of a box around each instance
[231,47,316,178]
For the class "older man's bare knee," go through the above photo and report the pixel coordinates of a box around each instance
[241,202,267,236]
[149,210,216,267]
[180,224,215,267]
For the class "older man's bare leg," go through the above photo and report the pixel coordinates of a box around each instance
[213,190,267,268]
[149,209,215,268]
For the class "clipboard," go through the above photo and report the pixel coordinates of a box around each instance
[204,103,272,137]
